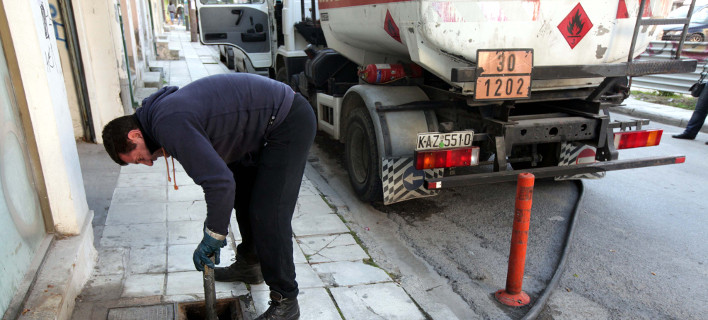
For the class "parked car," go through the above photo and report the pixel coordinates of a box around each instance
[662,4,708,42]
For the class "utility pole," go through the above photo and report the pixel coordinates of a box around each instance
[189,0,198,42]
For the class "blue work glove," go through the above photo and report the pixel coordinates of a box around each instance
[193,228,227,272]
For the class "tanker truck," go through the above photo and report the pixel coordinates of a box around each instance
[196,0,697,204]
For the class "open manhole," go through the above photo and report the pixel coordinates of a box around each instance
[107,298,247,320]
[178,298,243,320]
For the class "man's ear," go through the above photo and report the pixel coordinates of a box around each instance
[127,129,143,141]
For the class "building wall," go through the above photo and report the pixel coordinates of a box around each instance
[47,0,84,140]
[71,0,127,144]
[0,23,47,318]
[3,0,89,235]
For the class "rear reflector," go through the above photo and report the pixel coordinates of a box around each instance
[427,181,442,189]
[675,156,686,164]
[415,147,480,170]
[613,129,663,149]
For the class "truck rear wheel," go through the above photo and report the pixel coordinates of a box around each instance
[345,108,383,202]
[275,67,287,83]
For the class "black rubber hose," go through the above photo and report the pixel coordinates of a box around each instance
[521,180,585,320]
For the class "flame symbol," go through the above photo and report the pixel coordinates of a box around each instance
[567,9,585,36]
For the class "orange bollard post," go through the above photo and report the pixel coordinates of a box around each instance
[495,172,535,307]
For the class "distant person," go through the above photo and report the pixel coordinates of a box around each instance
[176,4,184,25]
[167,2,176,24]
[673,84,708,144]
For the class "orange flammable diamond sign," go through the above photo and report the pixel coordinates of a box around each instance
[557,3,593,49]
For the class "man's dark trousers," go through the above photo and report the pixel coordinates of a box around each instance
[683,84,708,138]
[228,94,316,299]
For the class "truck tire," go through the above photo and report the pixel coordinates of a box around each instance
[345,108,383,202]
[276,67,287,83]
[225,47,235,70]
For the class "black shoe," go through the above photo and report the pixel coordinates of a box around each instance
[672,133,696,140]
[255,291,300,320]
[213,255,264,284]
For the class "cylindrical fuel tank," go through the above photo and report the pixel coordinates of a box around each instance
[319,0,671,69]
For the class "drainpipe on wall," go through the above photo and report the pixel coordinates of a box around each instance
[58,0,95,142]
[147,0,157,54]
[118,11,137,109]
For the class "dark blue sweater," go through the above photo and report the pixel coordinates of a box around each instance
[134,73,295,235]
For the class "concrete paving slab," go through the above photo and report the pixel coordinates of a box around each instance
[199,55,218,64]
[112,186,166,204]
[298,180,319,197]
[142,71,162,88]
[133,87,159,105]
[167,244,195,272]
[101,223,167,247]
[94,247,126,276]
[105,203,166,225]
[172,160,186,172]
[293,238,308,264]
[129,245,166,274]
[122,274,165,297]
[165,271,248,297]
[167,200,207,222]
[120,162,166,174]
[170,171,196,186]
[205,64,230,75]
[165,271,202,296]
[292,213,349,237]
[330,283,425,320]
[215,245,237,268]
[168,184,204,202]
[296,194,334,216]
[228,210,241,239]
[297,233,369,264]
[167,220,204,245]
[251,288,341,320]
[294,263,325,289]
[79,275,123,302]
[116,172,166,188]
[312,261,391,287]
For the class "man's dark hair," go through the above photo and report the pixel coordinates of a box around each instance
[102,115,140,166]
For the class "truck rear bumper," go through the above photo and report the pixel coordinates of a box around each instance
[451,60,698,82]
[424,155,685,189]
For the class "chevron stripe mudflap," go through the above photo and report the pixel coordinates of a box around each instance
[555,142,606,181]
[382,157,443,205]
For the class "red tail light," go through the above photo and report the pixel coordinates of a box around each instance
[613,129,663,149]
[415,147,480,170]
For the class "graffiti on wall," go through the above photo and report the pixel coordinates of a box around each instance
[39,1,57,71]
[49,4,67,49]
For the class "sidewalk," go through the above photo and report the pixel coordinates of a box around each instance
[71,28,426,319]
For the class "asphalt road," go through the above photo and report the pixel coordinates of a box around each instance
[307,113,708,320]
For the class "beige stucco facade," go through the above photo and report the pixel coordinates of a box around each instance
[0,0,164,318]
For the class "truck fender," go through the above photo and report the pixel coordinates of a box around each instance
[341,85,443,204]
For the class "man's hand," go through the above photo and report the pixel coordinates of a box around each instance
[193,228,227,271]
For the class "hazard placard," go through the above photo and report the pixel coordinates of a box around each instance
[475,49,533,101]
[557,3,593,49]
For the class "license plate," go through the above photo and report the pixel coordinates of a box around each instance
[416,131,474,151]
[475,49,533,101]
